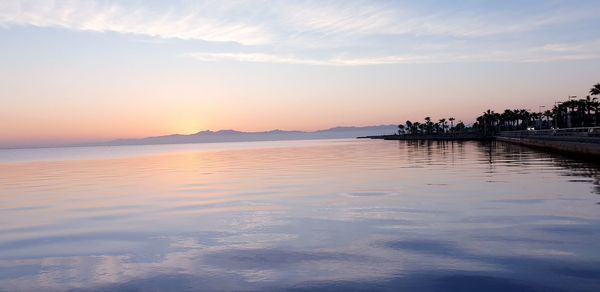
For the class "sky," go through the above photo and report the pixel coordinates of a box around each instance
[1,0,600,147]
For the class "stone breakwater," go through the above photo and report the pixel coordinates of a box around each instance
[496,136,600,157]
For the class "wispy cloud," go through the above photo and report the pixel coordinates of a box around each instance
[0,0,271,45]
[1,0,595,46]
[277,1,399,36]
[184,38,600,66]
[1,0,599,65]
[275,0,595,41]
[183,52,421,66]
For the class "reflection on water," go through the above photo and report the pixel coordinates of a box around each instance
[0,139,599,291]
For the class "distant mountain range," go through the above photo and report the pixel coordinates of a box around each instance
[103,125,398,146]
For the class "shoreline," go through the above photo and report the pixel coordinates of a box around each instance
[496,136,600,158]
[358,133,491,141]
[360,132,600,158]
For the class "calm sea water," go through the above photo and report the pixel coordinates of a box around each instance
[1,139,599,291]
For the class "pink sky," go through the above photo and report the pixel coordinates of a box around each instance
[1,1,599,147]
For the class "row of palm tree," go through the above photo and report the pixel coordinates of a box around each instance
[474,83,600,134]
[396,83,600,136]
[551,95,600,128]
[399,117,466,135]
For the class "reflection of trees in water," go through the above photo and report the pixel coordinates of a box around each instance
[492,141,600,195]
[397,139,600,195]
[401,140,467,166]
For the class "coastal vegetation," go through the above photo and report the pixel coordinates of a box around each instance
[398,82,600,136]
[398,118,466,135]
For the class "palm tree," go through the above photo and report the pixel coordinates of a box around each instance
[449,117,455,131]
[424,117,432,134]
[476,116,484,131]
[577,98,587,126]
[478,109,499,135]
[553,103,568,128]
[531,112,541,129]
[543,110,553,128]
[415,122,423,134]
[405,120,413,134]
[501,109,514,130]
[590,99,600,126]
[398,124,405,135]
[590,83,600,96]
[563,100,578,127]
[518,109,530,129]
[512,109,521,128]
[438,118,446,133]
[586,96,594,115]
[583,96,599,126]
[494,112,501,129]
[499,110,509,130]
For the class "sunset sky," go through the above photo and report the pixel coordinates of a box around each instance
[2,0,600,147]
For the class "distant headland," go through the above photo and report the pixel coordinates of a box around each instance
[101,125,399,147]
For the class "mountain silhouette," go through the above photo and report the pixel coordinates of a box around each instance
[103,125,397,146]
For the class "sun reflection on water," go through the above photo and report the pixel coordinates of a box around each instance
[0,139,599,291]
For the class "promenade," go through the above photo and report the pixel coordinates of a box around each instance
[496,127,600,157]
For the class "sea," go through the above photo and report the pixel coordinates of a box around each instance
[1,139,599,291]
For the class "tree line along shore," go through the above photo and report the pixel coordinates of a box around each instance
[396,83,600,137]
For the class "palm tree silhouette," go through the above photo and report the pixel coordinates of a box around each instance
[543,110,553,128]
[398,124,405,135]
[590,83,600,96]
[414,122,423,134]
[512,109,521,128]
[439,118,447,133]
[518,109,530,129]
[395,83,600,136]
[424,117,431,134]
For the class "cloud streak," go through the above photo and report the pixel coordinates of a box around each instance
[1,0,599,65]
[276,1,587,39]
[0,0,271,45]
[184,39,600,66]
[1,0,595,46]
[183,52,421,66]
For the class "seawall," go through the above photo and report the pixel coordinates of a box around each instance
[496,136,600,157]
[358,133,489,141]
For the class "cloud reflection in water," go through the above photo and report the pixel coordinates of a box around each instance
[0,139,599,291]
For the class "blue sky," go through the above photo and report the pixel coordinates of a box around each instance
[3,0,598,64]
[1,0,600,146]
